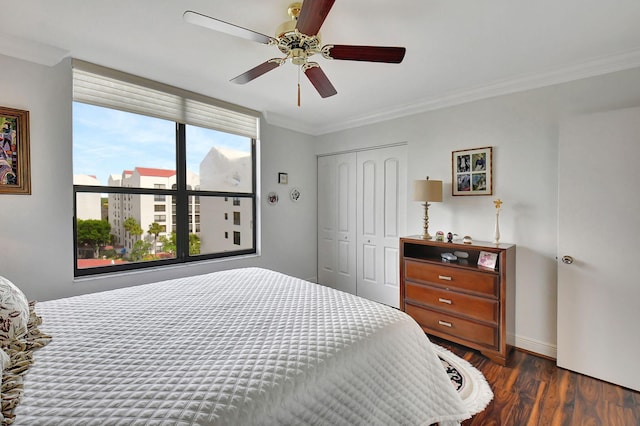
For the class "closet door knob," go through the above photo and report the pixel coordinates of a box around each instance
[561,255,574,264]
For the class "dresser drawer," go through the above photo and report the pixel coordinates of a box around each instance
[404,260,498,298]
[405,303,498,348]
[405,283,499,324]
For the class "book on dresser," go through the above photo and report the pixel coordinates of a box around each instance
[399,236,516,365]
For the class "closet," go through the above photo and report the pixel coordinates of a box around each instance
[317,145,406,307]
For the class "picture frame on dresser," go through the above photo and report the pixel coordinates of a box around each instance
[452,146,492,196]
[478,250,498,270]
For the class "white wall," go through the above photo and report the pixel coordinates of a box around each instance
[0,53,317,302]
[4,49,640,358]
[315,67,640,357]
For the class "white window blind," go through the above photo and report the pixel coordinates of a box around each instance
[72,59,258,139]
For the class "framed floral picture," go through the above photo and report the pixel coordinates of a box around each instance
[452,146,492,196]
[0,106,31,194]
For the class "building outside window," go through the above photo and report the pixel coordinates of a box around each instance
[72,60,258,276]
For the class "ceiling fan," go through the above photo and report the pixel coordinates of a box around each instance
[183,0,406,105]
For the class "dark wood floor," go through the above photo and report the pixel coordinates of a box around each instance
[429,337,640,426]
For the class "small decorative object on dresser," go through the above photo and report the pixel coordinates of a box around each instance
[493,199,502,244]
[400,236,516,365]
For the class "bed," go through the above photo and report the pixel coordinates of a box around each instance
[9,267,470,425]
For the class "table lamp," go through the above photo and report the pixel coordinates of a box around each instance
[413,177,443,239]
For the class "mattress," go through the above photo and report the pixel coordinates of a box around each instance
[15,267,470,425]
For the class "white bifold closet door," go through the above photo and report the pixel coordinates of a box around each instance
[317,145,406,307]
[317,153,357,294]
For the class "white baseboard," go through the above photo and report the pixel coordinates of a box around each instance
[514,334,557,359]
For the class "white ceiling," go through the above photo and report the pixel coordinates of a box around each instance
[2,0,640,135]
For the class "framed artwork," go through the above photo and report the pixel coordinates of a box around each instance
[452,146,492,196]
[477,250,498,270]
[0,106,31,194]
[278,172,288,184]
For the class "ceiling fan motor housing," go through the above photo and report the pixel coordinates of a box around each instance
[275,2,322,65]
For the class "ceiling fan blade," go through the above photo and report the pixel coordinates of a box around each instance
[296,0,336,36]
[324,45,406,63]
[183,10,275,45]
[304,64,337,98]
[231,59,284,84]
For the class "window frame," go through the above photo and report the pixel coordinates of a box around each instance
[72,61,259,277]
[73,130,257,276]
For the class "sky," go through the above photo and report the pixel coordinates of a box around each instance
[73,102,251,185]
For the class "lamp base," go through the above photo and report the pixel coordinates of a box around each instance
[422,202,432,240]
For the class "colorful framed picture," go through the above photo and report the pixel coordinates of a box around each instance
[0,106,31,194]
[452,146,492,196]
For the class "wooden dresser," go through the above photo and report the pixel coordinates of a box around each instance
[400,236,515,365]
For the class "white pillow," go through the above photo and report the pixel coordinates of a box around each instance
[0,276,30,343]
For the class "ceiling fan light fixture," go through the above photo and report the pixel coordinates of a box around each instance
[291,48,308,65]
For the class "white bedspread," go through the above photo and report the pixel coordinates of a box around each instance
[15,267,469,425]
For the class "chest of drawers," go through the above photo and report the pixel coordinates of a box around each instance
[400,236,515,365]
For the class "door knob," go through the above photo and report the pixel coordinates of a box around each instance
[561,255,574,264]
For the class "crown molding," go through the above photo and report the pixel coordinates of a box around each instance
[266,47,640,136]
[0,33,69,66]
[261,111,319,135]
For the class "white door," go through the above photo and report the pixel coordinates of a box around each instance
[557,107,640,391]
[356,145,407,307]
[317,153,357,294]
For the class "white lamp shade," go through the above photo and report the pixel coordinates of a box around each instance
[413,179,443,202]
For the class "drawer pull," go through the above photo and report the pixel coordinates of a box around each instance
[438,297,452,304]
[438,320,453,328]
[438,275,452,281]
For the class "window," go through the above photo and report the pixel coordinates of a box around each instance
[72,60,258,276]
[233,197,240,206]
[233,211,241,226]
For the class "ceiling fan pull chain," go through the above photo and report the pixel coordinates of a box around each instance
[297,65,301,107]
